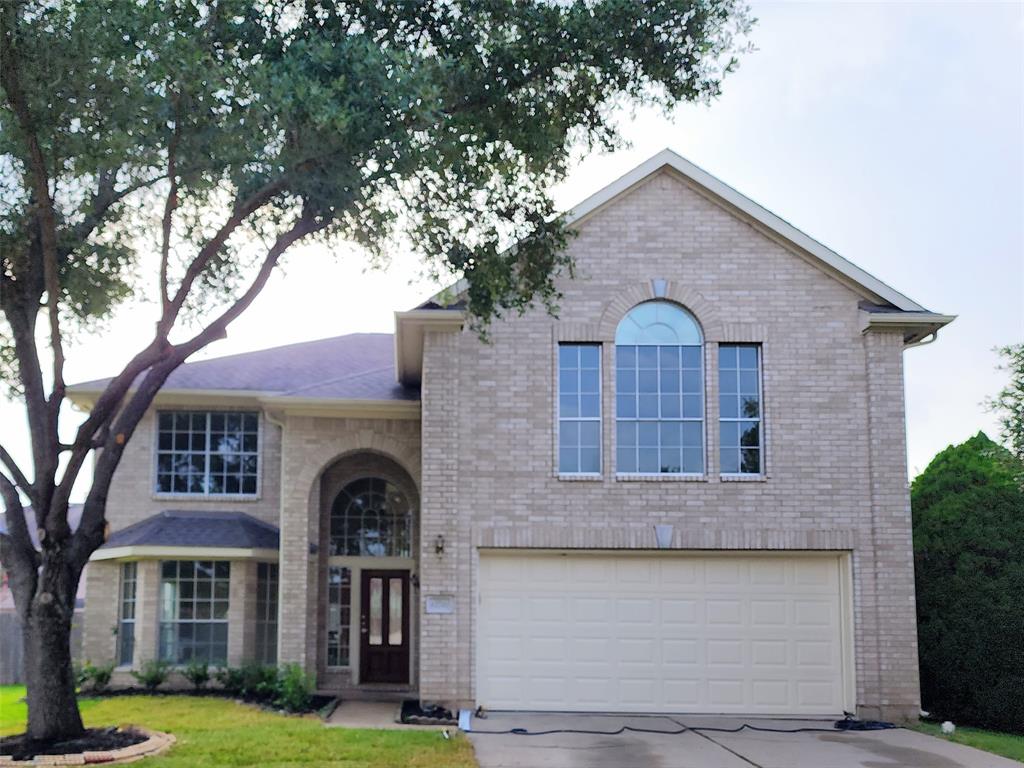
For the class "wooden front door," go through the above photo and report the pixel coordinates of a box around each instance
[359,570,410,684]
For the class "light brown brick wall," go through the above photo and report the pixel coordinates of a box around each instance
[417,170,921,720]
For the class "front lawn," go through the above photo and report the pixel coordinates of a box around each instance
[913,721,1024,763]
[0,687,476,767]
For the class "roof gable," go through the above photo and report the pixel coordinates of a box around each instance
[566,150,926,312]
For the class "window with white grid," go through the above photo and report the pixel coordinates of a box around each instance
[156,411,259,495]
[558,344,602,474]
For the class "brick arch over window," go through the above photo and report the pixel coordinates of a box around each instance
[596,281,723,342]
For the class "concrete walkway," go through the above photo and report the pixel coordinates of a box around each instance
[467,714,1022,768]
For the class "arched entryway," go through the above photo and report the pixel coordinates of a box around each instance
[315,452,419,691]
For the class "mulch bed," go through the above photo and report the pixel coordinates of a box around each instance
[399,699,456,726]
[0,726,146,761]
[78,687,335,714]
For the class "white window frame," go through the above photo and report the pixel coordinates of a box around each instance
[158,560,231,666]
[153,410,262,498]
[718,343,765,477]
[615,344,706,477]
[117,562,137,668]
[254,562,279,666]
[557,343,603,476]
[326,565,353,668]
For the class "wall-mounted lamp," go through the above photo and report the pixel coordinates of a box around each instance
[434,534,446,555]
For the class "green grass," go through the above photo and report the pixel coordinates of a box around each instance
[0,686,476,767]
[913,721,1024,763]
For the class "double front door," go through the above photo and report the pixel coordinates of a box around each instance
[359,569,410,684]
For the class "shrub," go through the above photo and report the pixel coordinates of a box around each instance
[216,663,278,700]
[274,663,313,712]
[182,660,210,691]
[75,660,115,692]
[913,433,1024,734]
[131,659,171,691]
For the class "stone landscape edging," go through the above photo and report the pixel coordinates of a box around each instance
[0,726,175,765]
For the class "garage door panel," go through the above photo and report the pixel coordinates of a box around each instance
[478,553,849,715]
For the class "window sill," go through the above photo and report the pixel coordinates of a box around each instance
[615,473,706,482]
[719,474,768,483]
[557,473,603,482]
[151,492,262,503]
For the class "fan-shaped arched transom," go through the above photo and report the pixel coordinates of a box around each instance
[329,478,412,557]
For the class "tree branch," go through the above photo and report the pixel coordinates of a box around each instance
[0,443,33,499]
[158,177,288,335]
[69,211,327,568]
[0,4,67,412]
[159,97,182,311]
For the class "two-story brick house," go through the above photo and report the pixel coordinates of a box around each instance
[71,151,953,721]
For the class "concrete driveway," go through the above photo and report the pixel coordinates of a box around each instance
[467,714,1020,768]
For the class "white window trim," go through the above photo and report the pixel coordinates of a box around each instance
[614,344,706,476]
[158,560,231,666]
[556,343,603,476]
[116,562,137,669]
[718,343,766,478]
[151,409,263,500]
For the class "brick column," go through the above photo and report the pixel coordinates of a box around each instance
[134,560,161,666]
[227,560,257,665]
[277,416,317,671]
[418,330,466,707]
[863,329,921,721]
[81,562,120,666]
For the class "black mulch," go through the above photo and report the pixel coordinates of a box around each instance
[400,699,456,726]
[0,726,147,761]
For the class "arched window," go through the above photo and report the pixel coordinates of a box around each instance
[329,478,412,557]
[615,301,704,474]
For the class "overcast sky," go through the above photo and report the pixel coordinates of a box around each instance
[2,1,1022,500]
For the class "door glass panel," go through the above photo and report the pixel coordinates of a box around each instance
[388,578,403,645]
[369,577,383,645]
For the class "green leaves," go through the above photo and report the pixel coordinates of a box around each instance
[2,0,753,339]
[912,433,1024,733]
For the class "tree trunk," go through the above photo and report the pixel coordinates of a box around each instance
[23,591,84,741]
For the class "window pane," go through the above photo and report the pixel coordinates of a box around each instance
[369,578,383,646]
[721,447,739,474]
[719,370,738,394]
[616,346,636,368]
[558,345,578,368]
[388,579,403,646]
[738,346,759,369]
[559,394,578,418]
[617,446,637,473]
[682,447,704,473]
[720,421,739,448]
[638,448,660,473]
[740,395,760,418]
[718,345,738,368]
[579,394,600,418]
[660,447,681,474]
[579,369,599,393]
[720,395,738,419]
[580,447,600,473]
[616,394,636,419]
[741,448,761,474]
[559,447,578,474]
[579,421,600,447]
[740,422,760,448]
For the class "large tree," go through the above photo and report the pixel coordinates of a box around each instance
[0,0,752,742]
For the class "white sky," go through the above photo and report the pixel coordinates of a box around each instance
[2,0,1022,500]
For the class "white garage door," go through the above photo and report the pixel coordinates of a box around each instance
[477,552,852,715]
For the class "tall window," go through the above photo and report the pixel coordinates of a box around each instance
[326,566,352,667]
[255,563,278,665]
[616,301,704,474]
[156,411,259,495]
[118,562,137,666]
[558,344,601,474]
[329,478,412,557]
[159,561,230,665]
[719,344,763,475]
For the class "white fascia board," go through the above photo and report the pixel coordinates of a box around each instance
[394,309,464,386]
[91,546,279,562]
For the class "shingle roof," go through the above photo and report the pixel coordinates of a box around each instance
[101,510,280,550]
[70,333,418,402]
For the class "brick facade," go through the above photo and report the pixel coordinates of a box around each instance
[416,170,921,720]
[81,166,923,720]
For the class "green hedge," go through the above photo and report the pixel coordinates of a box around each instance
[912,432,1024,734]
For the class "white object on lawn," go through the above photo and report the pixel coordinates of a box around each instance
[941,721,956,735]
